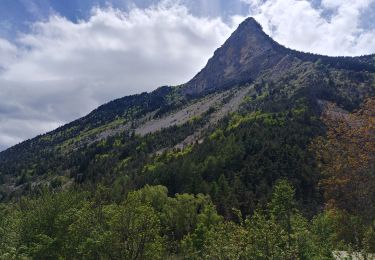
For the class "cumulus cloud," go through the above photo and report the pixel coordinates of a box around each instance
[243,0,375,56]
[0,39,17,70]
[0,3,235,150]
[2,0,375,151]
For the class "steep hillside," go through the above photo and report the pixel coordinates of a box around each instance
[0,17,374,209]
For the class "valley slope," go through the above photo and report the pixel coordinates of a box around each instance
[0,18,374,218]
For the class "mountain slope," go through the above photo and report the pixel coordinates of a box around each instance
[0,17,374,210]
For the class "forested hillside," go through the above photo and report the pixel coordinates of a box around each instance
[0,17,374,259]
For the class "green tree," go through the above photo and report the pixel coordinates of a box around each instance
[105,201,164,259]
[18,191,85,259]
[0,204,22,259]
[204,221,247,260]
[269,179,296,246]
[304,212,335,259]
[244,211,295,259]
[180,203,223,258]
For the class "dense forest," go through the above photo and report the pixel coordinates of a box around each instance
[1,94,374,259]
[3,181,371,259]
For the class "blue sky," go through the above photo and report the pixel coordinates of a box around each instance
[0,0,375,150]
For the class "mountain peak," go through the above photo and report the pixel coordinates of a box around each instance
[238,17,263,31]
[182,17,285,96]
[229,17,271,46]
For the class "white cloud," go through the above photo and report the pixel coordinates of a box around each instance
[2,0,375,151]
[321,0,371,10]
[0,3,235,150]
[244,0,375,56]
[0,39,17,70]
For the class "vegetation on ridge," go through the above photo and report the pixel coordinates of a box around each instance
[0,17,375,259]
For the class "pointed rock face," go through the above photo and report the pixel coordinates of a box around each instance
[183,17,287,96]
[182,17,375,96]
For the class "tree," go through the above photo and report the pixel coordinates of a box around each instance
[244,211,295,259]
[179,203,223,258]
[314,98,375,221]
[269,179,296,245]
[0,204,22,259]
[205,221,247,260]
[18,191,86,259]
[105,202,164,260]
[304,212,335,259]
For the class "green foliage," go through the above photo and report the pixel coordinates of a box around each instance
[104,202,164,259]
[364,220,375,253]
[0,44,374,259]
[186,221,246,260]
[18,191,86,259]
[245,211,295,259]
[306,212,336,259]
[0,204,22,259]
[179,180,336,260]
[140,107,322,218]
[269,180,296,240]
[3,180,375,258]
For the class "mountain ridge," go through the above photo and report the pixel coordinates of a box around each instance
[183,17,375,96]
[0,17,374,201]
[2,17,374,153]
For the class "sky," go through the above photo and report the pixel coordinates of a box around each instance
[0,0,375,151]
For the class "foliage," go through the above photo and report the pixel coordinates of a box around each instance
[0,35,374,259]
[314,98,375,221]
